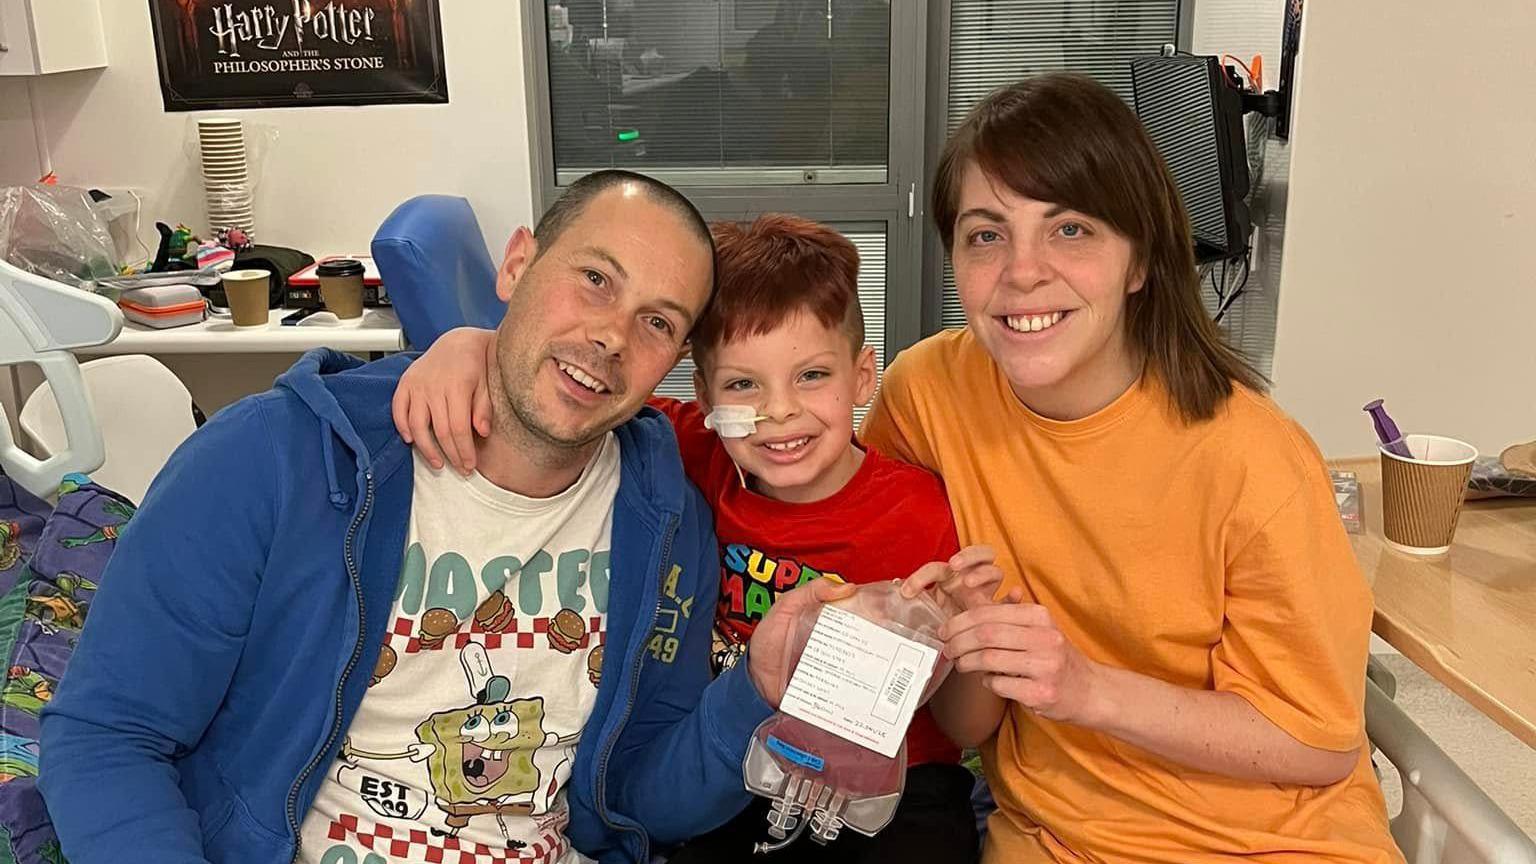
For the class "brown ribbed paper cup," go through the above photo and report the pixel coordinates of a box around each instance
[1380,434,1478,555]
[220,269,271,328]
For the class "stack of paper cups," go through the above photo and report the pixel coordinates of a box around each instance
[1379,434,1478,555]
[198,118,256,237]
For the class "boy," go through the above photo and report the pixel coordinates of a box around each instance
[395,215,980,863]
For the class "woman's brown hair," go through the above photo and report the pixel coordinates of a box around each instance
[932,73,1265,422]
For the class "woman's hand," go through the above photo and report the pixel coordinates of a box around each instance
[391,327,498,473]
[899,547,1014,747]
[940,601,1110,725]
[898,545,1007,615]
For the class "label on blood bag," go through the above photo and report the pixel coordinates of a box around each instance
[779,606,938,758]
[765,736,826,772]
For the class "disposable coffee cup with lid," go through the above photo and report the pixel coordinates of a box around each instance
[317,258,367,319]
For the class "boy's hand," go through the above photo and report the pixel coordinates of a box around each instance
[899,545,1005,615]
[746,578,858,707]
[392,327,497,474]
[939,601,1110,726]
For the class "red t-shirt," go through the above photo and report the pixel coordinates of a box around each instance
[650,397,961,766]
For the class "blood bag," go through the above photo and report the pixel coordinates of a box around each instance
[742,581,952,853]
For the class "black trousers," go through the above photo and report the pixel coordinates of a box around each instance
[666,763,979,864]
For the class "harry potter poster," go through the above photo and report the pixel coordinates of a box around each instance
[149,0,448,110]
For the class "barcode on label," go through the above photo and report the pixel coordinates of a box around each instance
[884,667,914,707]
[871,643,927,724]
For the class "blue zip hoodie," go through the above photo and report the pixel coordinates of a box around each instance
[39,349,773,864]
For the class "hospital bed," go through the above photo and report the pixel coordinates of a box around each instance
[1,258,1533,862]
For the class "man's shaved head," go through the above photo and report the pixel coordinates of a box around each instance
[535,170,715,265]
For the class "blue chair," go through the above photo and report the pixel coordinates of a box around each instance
[372,195,505,350]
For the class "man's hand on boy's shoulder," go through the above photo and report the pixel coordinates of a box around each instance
[745,578,858,706]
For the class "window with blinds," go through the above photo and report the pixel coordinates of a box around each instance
[654,226,887,427]
[546,0,891,186]
[938,0,1181,329]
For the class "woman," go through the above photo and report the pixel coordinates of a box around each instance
[866,74,1402,862]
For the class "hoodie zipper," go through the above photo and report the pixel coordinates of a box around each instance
[286,469,374,861]
[594,513,676,862]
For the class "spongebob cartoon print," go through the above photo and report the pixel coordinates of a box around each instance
[340,642,578,848]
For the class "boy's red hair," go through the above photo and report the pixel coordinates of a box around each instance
[691,214,864,372]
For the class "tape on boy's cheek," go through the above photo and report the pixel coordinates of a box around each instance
[712,420,757,439]
[704,404,767,439]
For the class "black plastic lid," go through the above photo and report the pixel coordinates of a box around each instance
[316,258,365,278]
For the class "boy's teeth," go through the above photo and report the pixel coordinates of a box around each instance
[765,437,810,452]
[558,361,608,393]
[1005,311,1065,333]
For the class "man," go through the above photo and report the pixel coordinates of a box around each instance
[39,171,843,864]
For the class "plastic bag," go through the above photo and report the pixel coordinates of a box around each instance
[0,185,121,288]
[743,582,952,852]
[1468,455,1536,499]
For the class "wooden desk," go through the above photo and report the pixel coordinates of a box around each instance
[1336,457,1536,748]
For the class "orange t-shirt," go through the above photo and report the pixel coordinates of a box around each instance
[860,330,1402,864]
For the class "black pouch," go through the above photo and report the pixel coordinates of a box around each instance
[208,245,315,308]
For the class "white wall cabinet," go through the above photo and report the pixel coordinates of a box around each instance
[0,0,107,76]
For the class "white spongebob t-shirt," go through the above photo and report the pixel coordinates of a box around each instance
[300,436,619,864]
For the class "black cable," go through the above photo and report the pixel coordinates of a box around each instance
[1213,253,1253,324]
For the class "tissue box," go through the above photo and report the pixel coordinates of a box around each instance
[119,284,206,329]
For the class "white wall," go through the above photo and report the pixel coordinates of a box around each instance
[0,0,536,259]
[1272,0,1536,458]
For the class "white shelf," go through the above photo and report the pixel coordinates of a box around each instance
[76,308,406,356]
